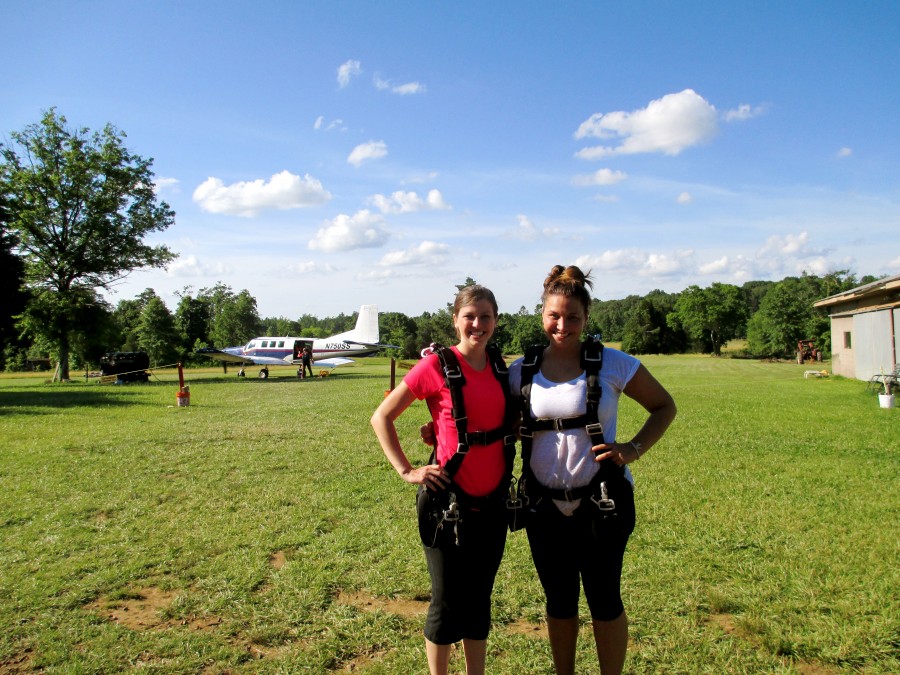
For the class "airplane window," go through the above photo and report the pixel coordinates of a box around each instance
[261,341,269,348]
[276,341,283,347]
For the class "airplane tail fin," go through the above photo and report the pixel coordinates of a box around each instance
[342,305,379,343]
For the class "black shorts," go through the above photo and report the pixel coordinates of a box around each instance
[526,477,635,622]
[422,504,508,644]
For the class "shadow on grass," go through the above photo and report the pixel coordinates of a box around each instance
[0,386,151,414]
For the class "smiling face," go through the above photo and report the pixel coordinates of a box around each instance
[542,293,586,349]
[453,299,497,352]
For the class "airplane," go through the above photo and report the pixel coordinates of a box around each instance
[196,304,394,379]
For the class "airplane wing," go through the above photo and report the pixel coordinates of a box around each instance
[314,357,354,368]
[195,348,289,367]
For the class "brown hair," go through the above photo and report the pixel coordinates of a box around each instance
[453,284,498,318]
[542,265,593,313]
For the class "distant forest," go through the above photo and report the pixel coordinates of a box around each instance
[1,271,879,372]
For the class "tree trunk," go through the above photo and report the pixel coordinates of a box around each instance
[58,338,71,381]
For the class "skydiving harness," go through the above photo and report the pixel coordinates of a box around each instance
[514,338,621,516]
[419,343,518,545]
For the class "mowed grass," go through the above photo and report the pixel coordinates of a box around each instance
[0,357,896,673]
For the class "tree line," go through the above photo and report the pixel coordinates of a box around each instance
[0,270,877,374]
[0,109,880,376]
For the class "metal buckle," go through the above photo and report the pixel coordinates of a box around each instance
[553,418,566,432]
[442,492,461,522]
[591,481,616,512]
[456,443,469,455]
[585,423,603,436]
[519,426,533,439]
[503,434,516,446]
[444,366,463,380]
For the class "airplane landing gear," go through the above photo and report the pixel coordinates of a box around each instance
[258,368,269,380]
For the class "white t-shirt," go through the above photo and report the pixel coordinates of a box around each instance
[509,346,641,515]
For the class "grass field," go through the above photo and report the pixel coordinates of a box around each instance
[0,356,897,673]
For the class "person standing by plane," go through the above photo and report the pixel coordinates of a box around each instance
[510,265,676,675]
[371,284,515,675]
[301,345,313,379]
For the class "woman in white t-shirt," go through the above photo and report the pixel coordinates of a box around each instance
[509,265,676,675]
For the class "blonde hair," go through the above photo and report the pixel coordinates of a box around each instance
[542,265,593,313]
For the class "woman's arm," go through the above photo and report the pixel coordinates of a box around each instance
[371,382,450,490]
[593,363,677,465]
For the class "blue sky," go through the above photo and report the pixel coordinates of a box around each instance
[3,1,898,319]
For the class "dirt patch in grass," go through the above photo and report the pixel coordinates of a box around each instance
[0,647,34,674]
[705,613,841,674]
[505,619,545,637]
[85,586,222,632]
[335,590,428,618]
[269,550,287,570]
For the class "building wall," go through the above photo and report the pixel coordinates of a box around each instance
[852,309,895,381]
[829,315,855,378]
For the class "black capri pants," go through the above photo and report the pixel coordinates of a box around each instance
[422,504,508,644]
[526,477,635,622]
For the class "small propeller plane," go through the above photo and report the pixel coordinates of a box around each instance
[196,304,394,379]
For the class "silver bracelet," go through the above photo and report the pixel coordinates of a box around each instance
[629,440,643,459]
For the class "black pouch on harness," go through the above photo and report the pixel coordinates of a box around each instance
[587,475,636,541]
[416,485,461,548]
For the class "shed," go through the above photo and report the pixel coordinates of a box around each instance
[814,273,900,381]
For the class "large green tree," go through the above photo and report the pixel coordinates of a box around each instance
[0,109,176,379]
[668,283,747,356]
[0,196,28,370]
[137,293,179,366]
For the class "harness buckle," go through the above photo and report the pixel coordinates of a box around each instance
[442,492,461,522]
[585,423,604,437]
[519,426,533,439]
[456,443,469,455]
[591,481,616,512]
[503,434,516,446]
[553,418,566,432]
[444,365,463,380]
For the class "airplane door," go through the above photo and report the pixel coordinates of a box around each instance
[292,340,314,361]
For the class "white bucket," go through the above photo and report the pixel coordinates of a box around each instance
[176,385,191,407]
[879,394,895,409]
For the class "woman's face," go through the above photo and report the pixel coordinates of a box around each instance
[542,293,586,348]
[453,299,496,350]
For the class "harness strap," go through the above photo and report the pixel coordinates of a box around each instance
[519,339,618,497]
[429,343,516,499]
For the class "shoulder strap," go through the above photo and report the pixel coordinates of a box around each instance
[433,344,516,486]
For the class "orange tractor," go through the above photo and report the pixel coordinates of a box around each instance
[796,340,822,364]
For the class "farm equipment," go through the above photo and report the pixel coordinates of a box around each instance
[100,351,151,382]
[796,340,822,364]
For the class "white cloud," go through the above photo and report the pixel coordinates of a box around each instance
[759,231,823,258]
[837,147,853,158]
[575,248,691,277]
[374,75,426,95]
[192,171,332,217]
[369,189,450,214]
[677,191,693,204]
[337,59,361,87]
[314,116,346,132]
[166,254,231,277]
[507,214,559,242]
[308,209,389,252]
[572,168,628,186]
[723,103,767,122]
[348,140,388,167]
[378,241,450,266]
[574,89,719,159]
[153,177,180,195]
